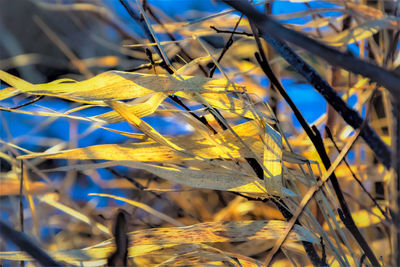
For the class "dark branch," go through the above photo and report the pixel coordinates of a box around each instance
[223,0,392,170]
[249,19,381,266]
[222,0,400,97]
[0,219,62,266]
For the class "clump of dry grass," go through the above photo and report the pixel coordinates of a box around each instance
[0,0,398,266]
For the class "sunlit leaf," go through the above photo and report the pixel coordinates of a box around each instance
[263,123,283,195]
[0,220,318,264]
[321,18,396,47]
[0,70,243,104]
[42,160,270,195]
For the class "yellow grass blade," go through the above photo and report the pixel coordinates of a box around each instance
[0,87,19,100]
[322,18,396,47]
[0,70,243,104]
[263,123,283,196]
[42,160,269,195]
[94,92,167,123]
[19,121,265,162]
[38,193,110,235]
[0,220,318,264]
[108,100,184,151]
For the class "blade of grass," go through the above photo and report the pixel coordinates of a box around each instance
[264,128,362,266]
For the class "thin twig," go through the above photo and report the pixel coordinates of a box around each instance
[325,126,390,222]
[119,0,171,73]
[33,16,93,78]
[209,15,244,78]
[118,0,217,134]
[144,3,208,75]
[271,198,326,266]
[249,22,326,265]
[9,96,44,110]
[312,127,381,267]
[236,13,347,262]
[135,0,175,73]
[210,26,253,37]
[127,59,163,72]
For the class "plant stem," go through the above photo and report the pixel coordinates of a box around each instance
[223,0,392,170]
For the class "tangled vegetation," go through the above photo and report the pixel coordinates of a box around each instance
[0,0,399,266]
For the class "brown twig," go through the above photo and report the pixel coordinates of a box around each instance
[209,15,244,78]
[325,126,390,222]
[210,26,252,37]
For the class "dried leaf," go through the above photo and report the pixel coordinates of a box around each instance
[108,100,185,152]
[0,220,318,264]
[43,160,269,195]
[94,92,167,123]
[0,70,243,104]
[322,18,396,47]
[263,123,283,196]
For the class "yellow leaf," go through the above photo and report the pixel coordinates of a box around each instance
[108,101,184,151]
[0,220,318,264]
[94,92,167,123]
[0,70,243,104]
[177,91,272,120]
[42,160,268,195]
[19,121,265,162]
[263,123,283,196]
[322,18,396,47]
[0,87,19,101]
